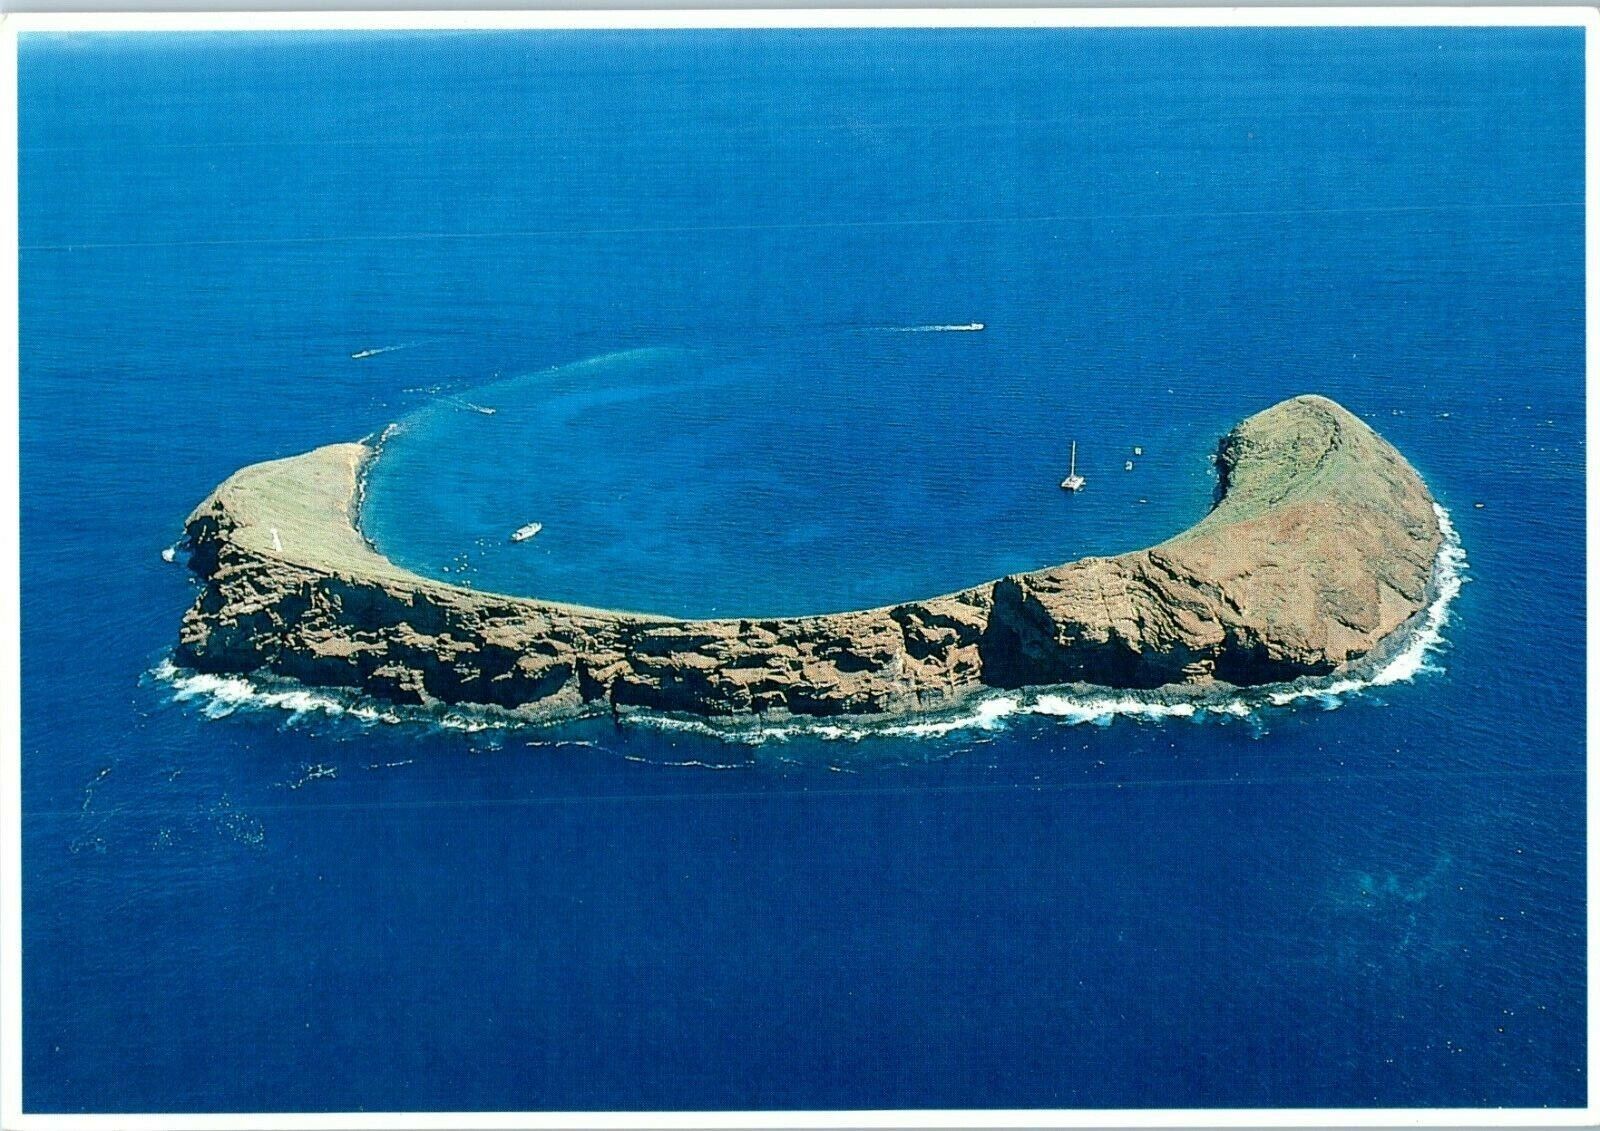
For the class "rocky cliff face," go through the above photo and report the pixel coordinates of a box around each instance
[176,395,1444,721]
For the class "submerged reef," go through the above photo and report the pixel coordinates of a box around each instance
[176,395,1444,722]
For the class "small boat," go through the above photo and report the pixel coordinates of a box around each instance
[1060,441,1086,492]
[1124,460,1134,471]
[510,522,543,543]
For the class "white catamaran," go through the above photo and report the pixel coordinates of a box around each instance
[1060,441,1086,492]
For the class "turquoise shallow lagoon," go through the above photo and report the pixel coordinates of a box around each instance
[19,27,1587,1111]
[360,340,1224,617]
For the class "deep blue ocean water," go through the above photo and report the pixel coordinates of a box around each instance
[19,28,1587,1111]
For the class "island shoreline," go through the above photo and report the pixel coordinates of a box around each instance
[175,394,1448,722]
[152,518,1462,738]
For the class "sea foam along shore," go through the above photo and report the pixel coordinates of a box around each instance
[151,504,1466,747]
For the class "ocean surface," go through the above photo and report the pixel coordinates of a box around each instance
[19,28,1587,1111]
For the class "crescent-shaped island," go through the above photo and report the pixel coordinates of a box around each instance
[175,394,1446,722]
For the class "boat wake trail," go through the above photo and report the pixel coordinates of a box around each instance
[149,505,1466,750]
[351,341,424,360]
[869,322,985,333]
[441,395,496,415]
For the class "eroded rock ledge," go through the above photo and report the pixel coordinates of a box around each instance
[176,395,1443,721]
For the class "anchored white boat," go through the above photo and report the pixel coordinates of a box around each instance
[1060,441,1086,492]
[510,522,543,543]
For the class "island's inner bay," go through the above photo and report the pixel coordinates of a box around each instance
[357,341,1225,619]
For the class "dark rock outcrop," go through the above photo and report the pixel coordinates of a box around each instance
[175,395,1444,721]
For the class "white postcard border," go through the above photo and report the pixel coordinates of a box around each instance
[0,7,1594,1130]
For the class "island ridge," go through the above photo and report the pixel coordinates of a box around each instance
[175,394,1446,721]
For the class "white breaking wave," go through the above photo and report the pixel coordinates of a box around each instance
[153,659,405,725]
[151,505,1466,747]
[149,658,602,738]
